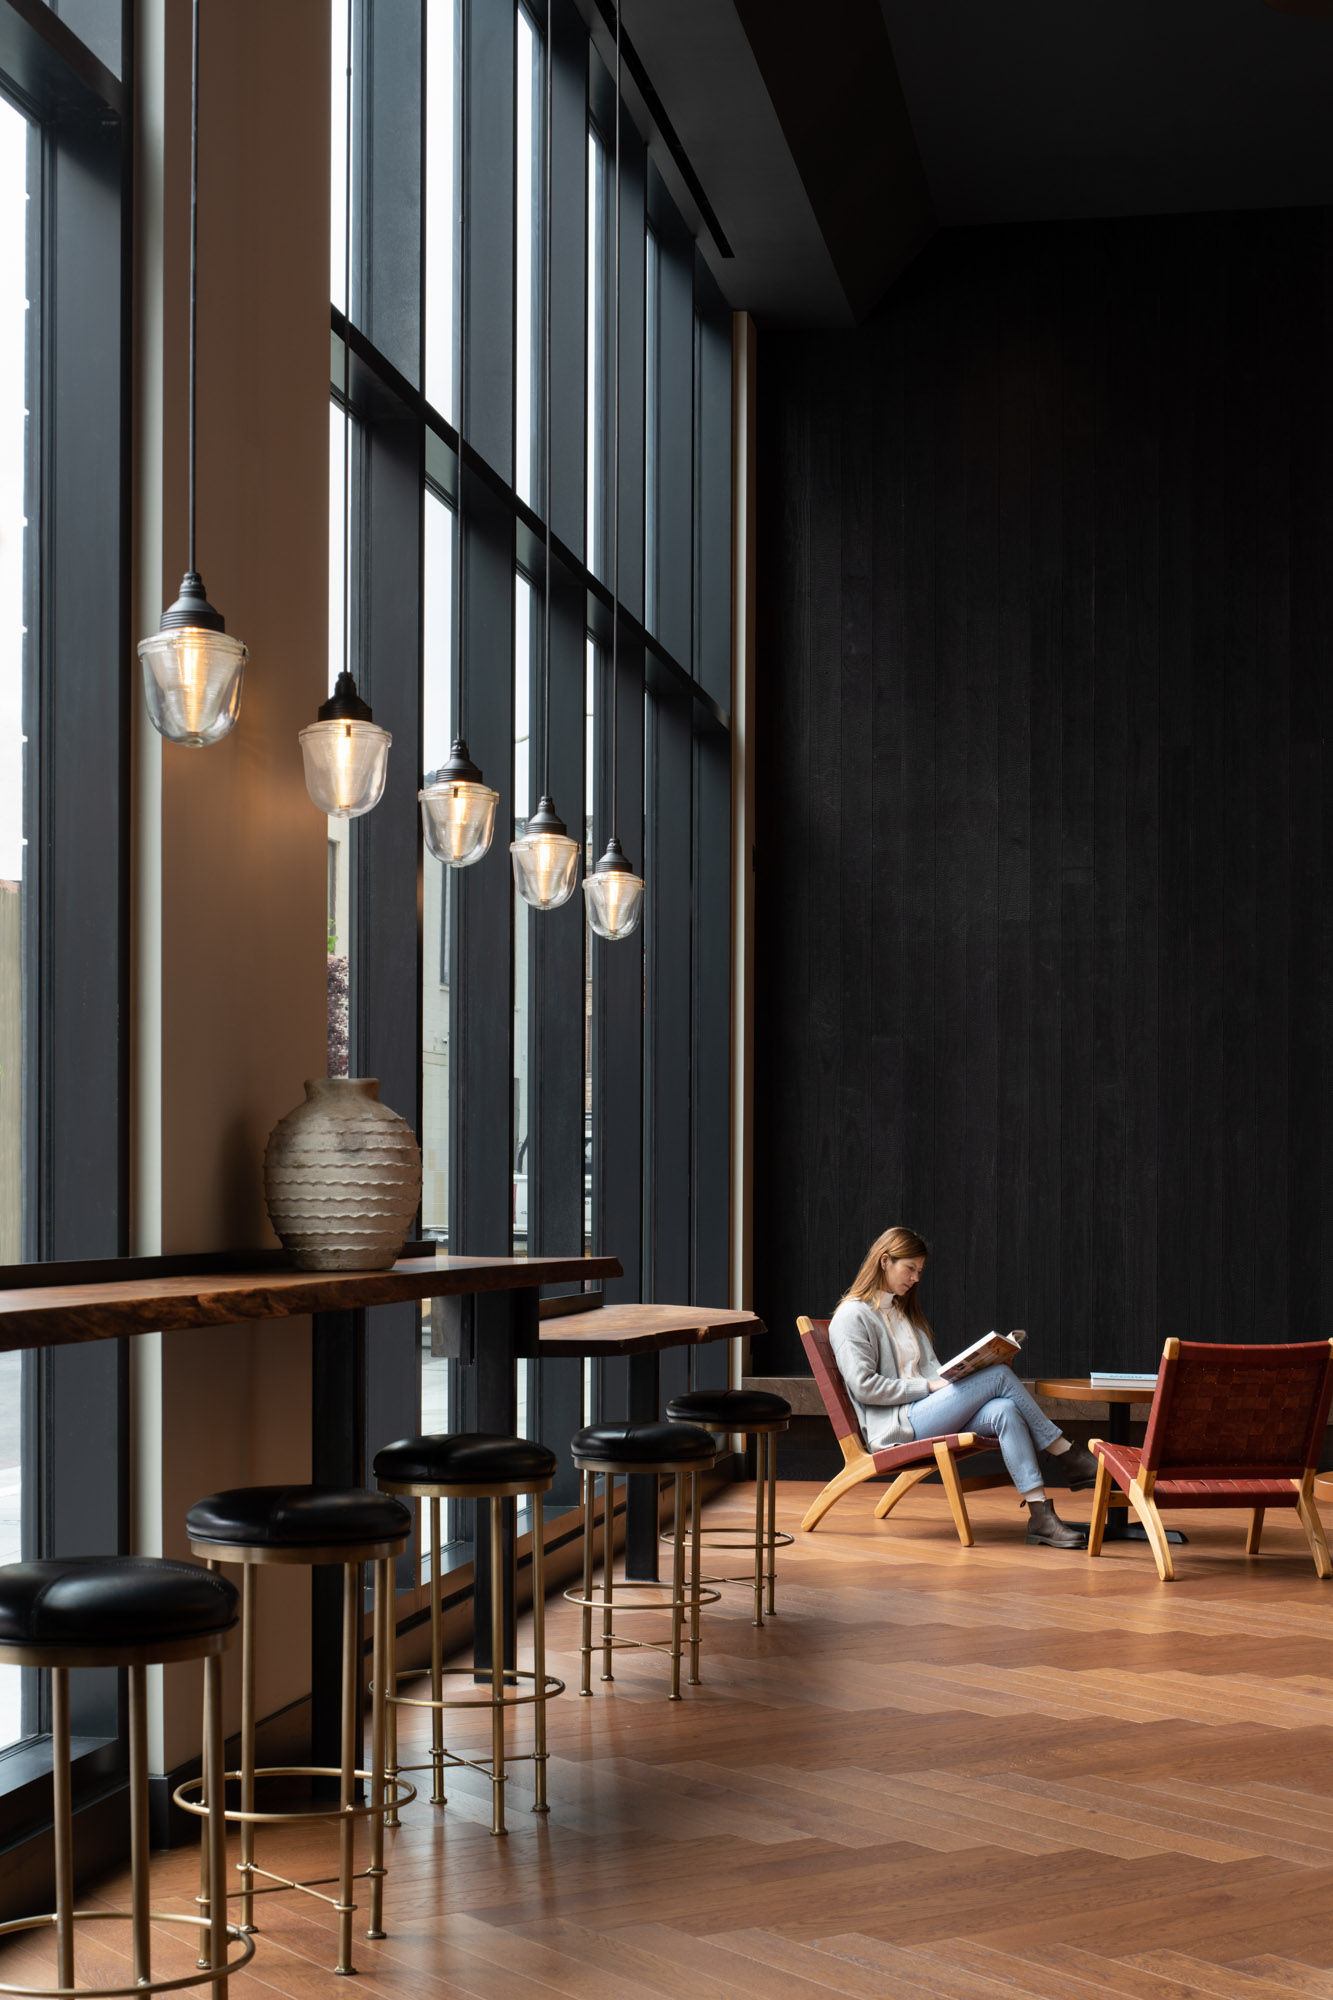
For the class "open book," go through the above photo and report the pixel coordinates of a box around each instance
[938,1328,1026,1384]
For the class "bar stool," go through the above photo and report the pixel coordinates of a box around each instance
[666,1388,792,1625]
[178,1485,414,1979]
[373,1432,564,1838]
[566,1422,720,1699]
[0,1554,254,1997]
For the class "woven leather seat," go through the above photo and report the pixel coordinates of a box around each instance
[373,1432,557,1487]
[666,1388,791,1428]
[186,1483,410,1549]
[0,1557,237,1649]
[572,1421,717,1467]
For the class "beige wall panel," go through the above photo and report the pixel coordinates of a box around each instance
[143,0,330,1773]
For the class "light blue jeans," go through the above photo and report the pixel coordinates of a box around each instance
[908,1365,1063,1496]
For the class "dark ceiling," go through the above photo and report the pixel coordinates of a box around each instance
[619,0,1333,329]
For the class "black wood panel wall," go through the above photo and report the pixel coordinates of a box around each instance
[755,209,1333,1380]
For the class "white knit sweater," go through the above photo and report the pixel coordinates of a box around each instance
[828,1296,943,1450]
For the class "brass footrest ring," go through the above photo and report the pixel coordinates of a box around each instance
[385,1665,564,1714]
[0,1908,256,1997]
[563,1581,721,1613]
[659,1525,793,1553]
[172,1766,416,1826]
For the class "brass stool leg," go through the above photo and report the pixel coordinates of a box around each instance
[335,1560,359,1976]
[51,1665,74,1993]
[489,1497,507,1836]
[766,1430,779,1616]
[669,1473,685,1700]
[579,1472,595,1697]
[383,1538,401,1828]
[128,1660,152,1988]
[197,1559,219,1962]
[752,1431,765,1626]
[688,1469,703,1685]
[204,1649,229,1995]
[531,1492,549,1812]
[600,1473,614,1683]
[366,1556,388,1938]
[428,1495,445,1804]
[238,1563,257,1932]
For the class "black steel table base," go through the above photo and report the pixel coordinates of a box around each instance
[1102,1399,1187,1546]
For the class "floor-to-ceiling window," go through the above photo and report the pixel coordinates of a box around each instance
[330,0,733,1588]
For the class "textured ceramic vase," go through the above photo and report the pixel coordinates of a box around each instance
[264,1077,422,1271]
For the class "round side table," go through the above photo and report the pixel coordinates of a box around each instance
[1034,1378,1186,1546]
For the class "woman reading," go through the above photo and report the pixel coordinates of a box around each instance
[829,1226,1097,1548]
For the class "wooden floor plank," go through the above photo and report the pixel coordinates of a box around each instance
[1,1484,1330,1998]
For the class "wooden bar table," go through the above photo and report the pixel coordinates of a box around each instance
[0,1246,621,1774]
[526,1301,765,1580]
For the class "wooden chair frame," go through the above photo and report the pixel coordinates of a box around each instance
[1088,1335,1333,1583]
[796,1316,986,1547]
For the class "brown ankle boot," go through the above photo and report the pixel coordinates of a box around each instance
[1041,1441,1101,1491]
[1025,1499,1087,1548]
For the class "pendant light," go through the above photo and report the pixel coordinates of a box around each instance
[510,3,580,912]
[301,0,391,819]
[137,0,248,748]
[419,0,498,867]
[584,3,644,943]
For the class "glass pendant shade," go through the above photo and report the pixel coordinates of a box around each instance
[584,834,645,940]
[511,794,580,910]
[139,626,247,747]
[419,739,499,867]
[138,571,247,748]
[300,716,391,818]
[300,670,391,818]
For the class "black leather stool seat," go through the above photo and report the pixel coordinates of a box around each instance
[186,1484,410,1549]
[0,1556,238,1647]
[374,1432,557,1486]
[666,1389,792,1427]
[572,1421,716,1466]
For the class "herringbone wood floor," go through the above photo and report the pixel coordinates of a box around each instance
[5,1481,1333,1997]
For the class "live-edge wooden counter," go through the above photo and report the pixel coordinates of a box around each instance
[0,1247,622,1779]
[0,1251,620,1351]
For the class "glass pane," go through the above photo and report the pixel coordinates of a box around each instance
[421,490,454,1239]
[515,5,542,507]
[424,0,458,420]
[512,573,533,1253]
[0,94,30,1752]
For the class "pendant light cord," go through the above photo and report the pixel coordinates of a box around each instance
[610,0,621,837]
[342,0,353,689]
[188,0,200,575]
[541,0,553,804]
[453,0,469,750]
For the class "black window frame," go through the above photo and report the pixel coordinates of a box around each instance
[0,0,132,1898]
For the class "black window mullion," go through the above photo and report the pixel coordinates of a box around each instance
[643,664,692,1397]
[614,96,646,623]
[549,0,586,555]
[451,488,516,1252]
[465,0,515,482]
[357,0,424,385]
[530,553,586,1507]
[691,717,731,1388]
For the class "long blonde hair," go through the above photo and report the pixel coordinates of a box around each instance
[843,1225,933,1338]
